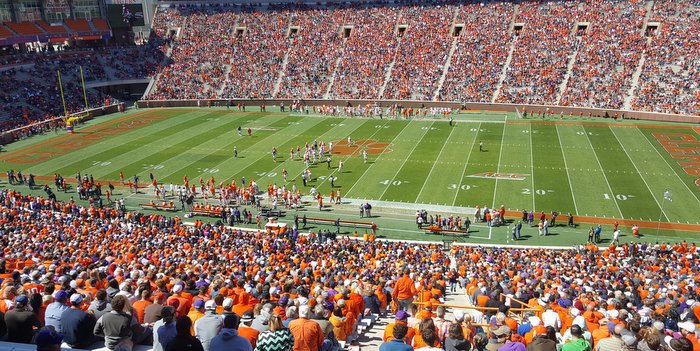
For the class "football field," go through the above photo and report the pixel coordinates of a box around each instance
[2,107,700,242]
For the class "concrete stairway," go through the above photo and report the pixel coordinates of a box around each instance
[377,10,404,99]
[491,5,520,103]
[491,38,517,103]
[324,44,346,99]
[432,37,458,101]
[555,43,580,105]
[623,37,651,110]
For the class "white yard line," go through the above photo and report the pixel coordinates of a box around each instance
[491,117,508,208]
[610,127,667,220]
[528,122,536,211]
[555,124,579,214]
[377,121,434,200]
[313,119,393,189]
[582,126,623,218]
[345,120,419,196]
[414,124,457,202]
[451,122,481,206]
[634,127,700,206]
[266,119,369,187]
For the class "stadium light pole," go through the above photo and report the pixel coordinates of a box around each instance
[655,190,672,242]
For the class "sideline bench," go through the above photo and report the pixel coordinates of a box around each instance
[423,225,469,237]
[139,203,177,212]
[303,217,376,230]
[191,208,224,217]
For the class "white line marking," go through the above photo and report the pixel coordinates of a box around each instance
[609,127,668,221]
[378,121,434,200]
[633,127,700,206]
[492,117,507,208]
[555,124,578,214]
[452,122,481,206]
[583,126,623,218]
[313,119,393,189]
[528,122,536,211]
[346,120,414,196]
[415,125,457,202]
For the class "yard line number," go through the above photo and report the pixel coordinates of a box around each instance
[603,193,635,201]
[521,188,554,195]
[448,184,474,190]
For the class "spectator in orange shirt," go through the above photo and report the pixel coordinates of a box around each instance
[393,268,418,312]
[237,311,260,349]
[289,305,324,351]
[132,290,153,324]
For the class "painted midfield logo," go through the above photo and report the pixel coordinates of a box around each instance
[331,139,392,156]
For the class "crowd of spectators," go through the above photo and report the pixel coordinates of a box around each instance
[0,187,451,350]
[219,8,290,99]
[3,0,700,139]
[276,7,346,99]
[496,1,579,105]
[0,185,700,350]
[381,4,454,101]
[151,6,238,100]
[438,2,513,103]
[331,6,400,100]
[634,0,700,116]
[561,0,648,109]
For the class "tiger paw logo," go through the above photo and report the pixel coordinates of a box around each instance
[332,139,392,156]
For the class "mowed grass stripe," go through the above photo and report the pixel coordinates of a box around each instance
[315,120,409,197]
[609,127,671,222]
[558,125,622,218]
[164,115,306,184]
[348,121,430,201]
[417,123,478,205]
[383,122,453,203]
[222,117,340,185]
[79,111,246,180]
[615,127,700,223]
[451,123,481,206]
[530,124,576,214]
[493,122,534,212]
[453,123,505,208]
[638,127,700,203]
[247,118,372,190]
[312,119,395,193]
[26,110,198,175]
[583,125,665,221]
[101,112,272,182]
[345,120,424,199]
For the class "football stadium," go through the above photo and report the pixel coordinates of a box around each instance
[0,0,699,350]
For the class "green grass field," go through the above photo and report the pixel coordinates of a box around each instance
[2,107,700,245]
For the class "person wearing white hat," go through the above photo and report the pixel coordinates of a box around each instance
[677,320,699,346]
[61,293,99,348]
[195,299,223,351]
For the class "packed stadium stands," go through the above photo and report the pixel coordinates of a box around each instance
[2,0,699,138]
[2,185,700,350]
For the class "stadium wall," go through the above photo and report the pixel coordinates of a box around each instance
[0,104,123,144]
[136,99,700,124]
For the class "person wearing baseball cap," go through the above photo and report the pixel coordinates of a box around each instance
[5,294,41,343]
[35,327,64,351]
[61,293,99,348]
[383,310,416,343]
[44,290,70,332]
[194,299,223,351]
[187,299,206,333]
